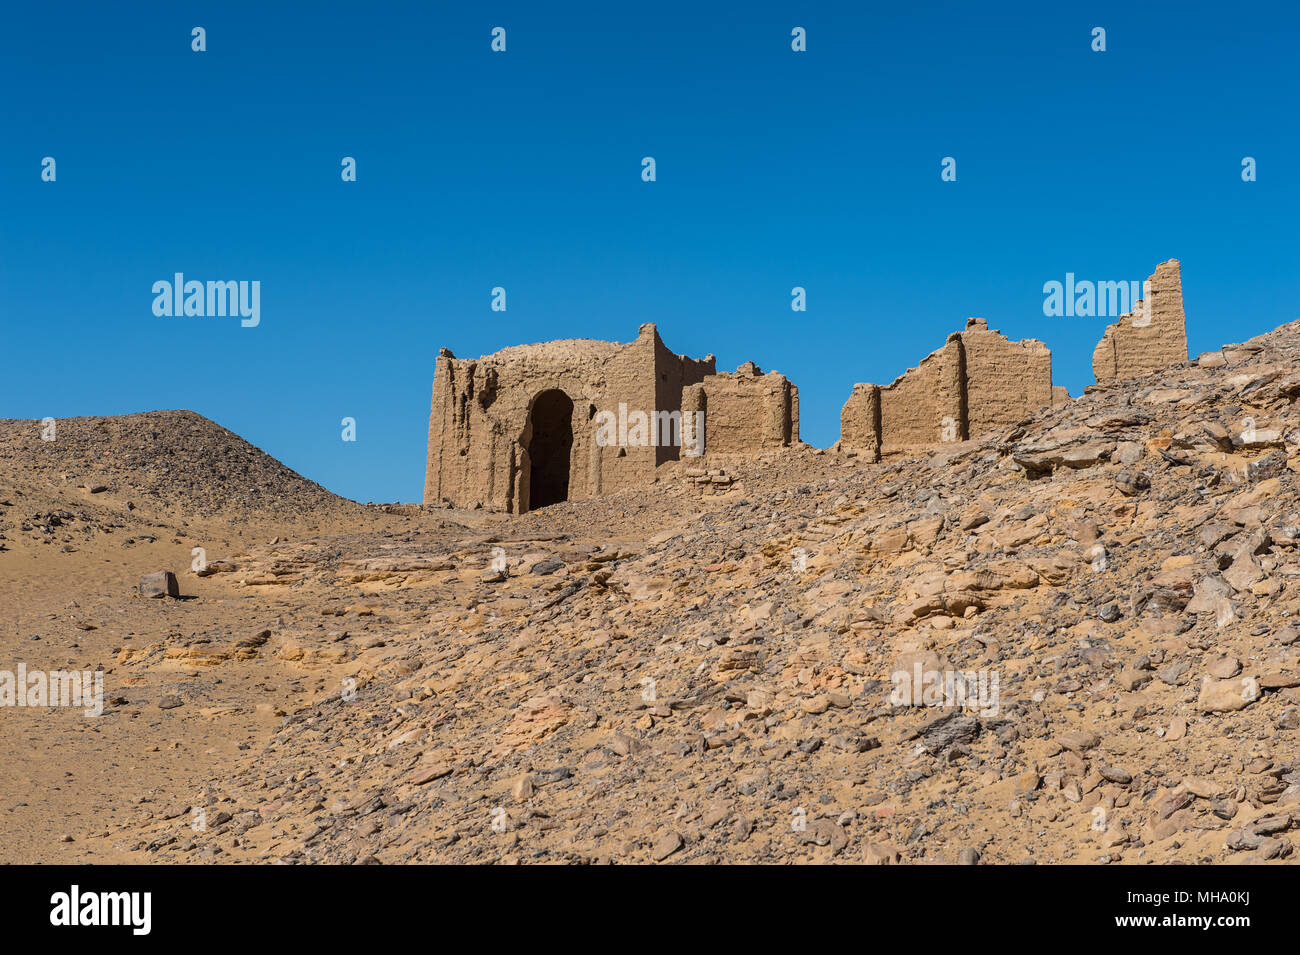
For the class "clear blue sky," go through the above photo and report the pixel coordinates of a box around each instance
[3,1,1297,503]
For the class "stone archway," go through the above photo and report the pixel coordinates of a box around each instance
[526,389,574,511]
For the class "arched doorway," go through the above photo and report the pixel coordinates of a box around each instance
[526,390,574,510]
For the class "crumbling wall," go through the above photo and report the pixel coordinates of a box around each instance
[424,340,618,512]
[685,362,799,456]
[652,333,714,467]
[593,326,664,496]
[839,318,1054,457]
[839,383,881,461]
[878,338,966,455]
[961,318,1053,436]
[1092,259,1188,383]
[424,324,721,513]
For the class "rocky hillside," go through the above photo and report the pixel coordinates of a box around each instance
[0,411,364,547]
[106,321,1300,864]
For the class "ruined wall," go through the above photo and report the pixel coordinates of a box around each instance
[652,335,714,467]
[685,362,799,456]
[1092,259,1188,384]
[840,383,881,461]
[425,350,514,512]
[591,327,662,497]
[424,340,619,512]
[878,338,966,455]
[424,324,720,513]
[961,318,1053,437]
[839,318,1054,458]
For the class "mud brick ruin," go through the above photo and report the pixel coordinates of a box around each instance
[426,260,1188,510]
[424,323,799,512]
[682,361,799,455]
[1092,259,1189,384]
[839,318,1057,460]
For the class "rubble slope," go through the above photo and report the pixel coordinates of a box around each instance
[88,323,1300,863]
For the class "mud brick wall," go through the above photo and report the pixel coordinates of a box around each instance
[841,318,1054,458]
[1092,259,1188,384]
[426,324,737,513]
[962,319,1054,437]
[878,338,966,455]
[840,383,881,462]
[686,362,799,456]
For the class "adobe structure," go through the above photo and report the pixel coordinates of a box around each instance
[840,318,1060,461]
[424,323,800,512]
[426,258,1188,509]
[682,361,799,455]
[1092,259,1188,383]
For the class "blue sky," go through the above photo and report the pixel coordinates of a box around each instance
[3,1,1297,503]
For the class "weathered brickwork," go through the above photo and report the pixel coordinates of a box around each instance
[429,259,1186,507]
[682,361,799,456]
[841,318,1054,459]
[1092,259,1188,384]
[424,325,796,512]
